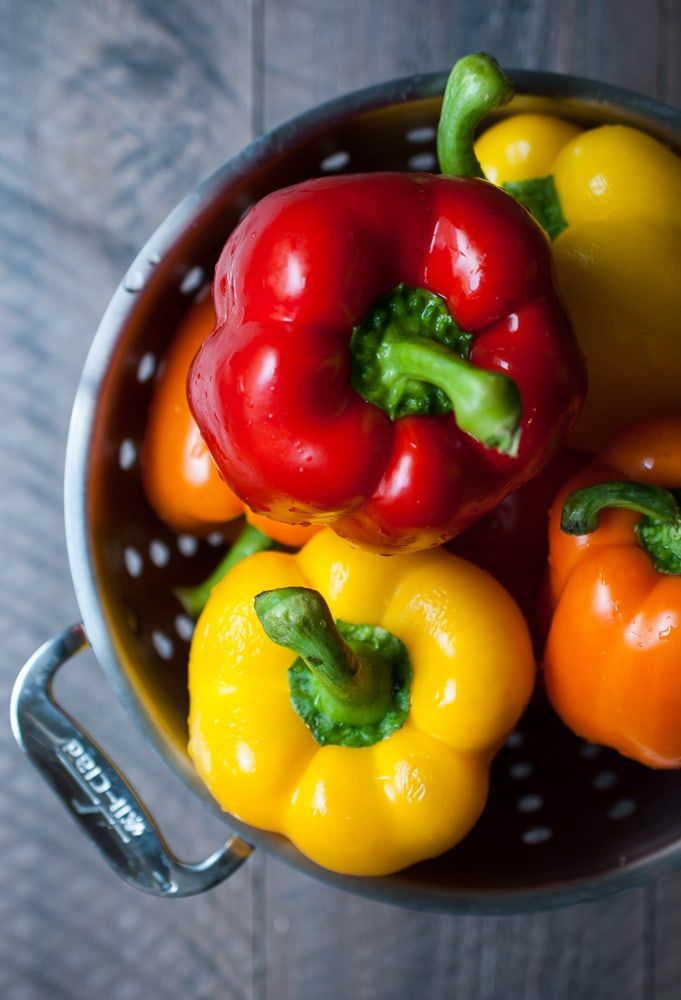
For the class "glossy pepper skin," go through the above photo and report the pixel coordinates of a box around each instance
[449,445,589,638]
[188,172,584,552]
[188,528,535,875]
[544,418,681,768]
[142,295,317,546]
[477,114,681,449]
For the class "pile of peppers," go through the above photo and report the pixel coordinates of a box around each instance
[138,52,681,877]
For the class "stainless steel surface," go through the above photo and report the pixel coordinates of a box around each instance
[10,624,251,896]
[16,69,681,912]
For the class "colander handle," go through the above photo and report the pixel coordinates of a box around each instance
[10,623,252,897]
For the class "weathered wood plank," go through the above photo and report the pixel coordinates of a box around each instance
[0,2,257,998]
[262,0,670,132]
[654,877,681,1000]
[263,857,648,1000]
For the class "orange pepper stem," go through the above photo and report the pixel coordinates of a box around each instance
[561,481,679,533]
[176,523,280,617]
[561,480,681,575]
[254,587,411,747]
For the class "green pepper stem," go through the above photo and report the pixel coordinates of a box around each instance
[561,480,681,576]
[386,338,522,456]
[176,523,279,618]
[437,52,514,177]
[254,587,394,727]
[561,481,680,535]
[502,177,568,240]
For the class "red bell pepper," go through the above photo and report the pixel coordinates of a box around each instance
[189,55,586,551]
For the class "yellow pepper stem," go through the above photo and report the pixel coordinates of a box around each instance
[254,587,411,747]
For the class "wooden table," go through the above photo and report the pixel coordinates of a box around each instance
[2,2,680,997]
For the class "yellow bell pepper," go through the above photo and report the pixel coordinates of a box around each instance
[188,528,535,875]
[475,113,681,450]
[476,113,582,185]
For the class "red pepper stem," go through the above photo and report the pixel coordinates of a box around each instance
[254,587,394,727]
[437,53,514,177]
[386,338,522,456]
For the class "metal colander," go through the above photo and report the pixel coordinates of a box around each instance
[11,69,681,913]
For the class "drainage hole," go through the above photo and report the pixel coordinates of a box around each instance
[608,799,636,820]
[522,826,553,846]
[149,539,171,567]
[509,761,533,780]
[406,125,436,144]
[119,439,137,470]
[180,266,205,295]
[320,150,350,172]
[177,534,199,557]
[137,352,156,383]
[151,630,174,660]
[123,546,143,578]
[175,613,195,642]
[592,769,618,791]
[408,152,436,171]
[517,793,543,814]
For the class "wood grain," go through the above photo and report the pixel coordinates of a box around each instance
[654,877,681,1000]
[263,858,648,1000]
[261,0,676,131]
[0,2,257,998]
[2,1,680,998]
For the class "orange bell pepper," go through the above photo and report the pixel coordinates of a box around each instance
[544,418,681,768]
[142,295,317,547]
